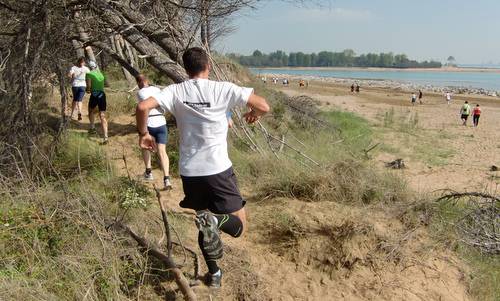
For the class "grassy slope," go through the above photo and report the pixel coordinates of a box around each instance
[0,62,497,300]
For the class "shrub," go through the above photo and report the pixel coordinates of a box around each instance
[52,132,107,177]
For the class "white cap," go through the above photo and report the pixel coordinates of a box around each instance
[88,60,97,69]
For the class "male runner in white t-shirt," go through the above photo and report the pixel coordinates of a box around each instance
[135,74,172,189]
[68,57,90,120]
[136,47,269,288]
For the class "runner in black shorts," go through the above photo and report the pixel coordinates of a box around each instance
[86,61,108,144]
[180,167,245,215]
[89,91,106,112]
[136,47,270,288]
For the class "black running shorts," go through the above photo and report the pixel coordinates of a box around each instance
[180,167,245,214]
[89,91,106,112]
[461,114,469,120]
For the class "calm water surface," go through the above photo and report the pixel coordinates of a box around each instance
[250,68,500,91]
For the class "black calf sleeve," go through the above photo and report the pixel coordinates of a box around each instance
[198,232,220,274]
[215,214,243,238]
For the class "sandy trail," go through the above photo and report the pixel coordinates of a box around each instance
[66,97,470,300]
[278,82,500,194]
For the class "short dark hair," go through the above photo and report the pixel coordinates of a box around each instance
[77,57,85,65]
[135,73,148,88]
[182,47,209,76]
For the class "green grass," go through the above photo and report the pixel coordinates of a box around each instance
[52,131,108,177]
[0,131,162,300]
[106,91,137,115]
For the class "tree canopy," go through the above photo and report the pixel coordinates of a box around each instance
[230,50,442,69]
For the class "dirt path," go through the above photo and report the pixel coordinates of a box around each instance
[279,83,500,194]
[59,97,471,300]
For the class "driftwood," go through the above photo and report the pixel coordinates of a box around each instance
[386,159,406,169]
[115,222,197,300]
[436,191,499,254]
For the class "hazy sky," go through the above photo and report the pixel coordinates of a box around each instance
[219,0,500,64]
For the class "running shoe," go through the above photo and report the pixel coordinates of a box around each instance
[196,211,223,260]
[78,113,82,121]
[164,178,172,190]
[102,137,109,145]
[203,270,222,289]
[88,128,97,135]
[144,172,154,181]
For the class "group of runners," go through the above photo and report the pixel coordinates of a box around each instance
[411,90,424,105]
[68,58,108,144]
[70,48,269,289]
[460,101,482,127]
[350,83,360,93]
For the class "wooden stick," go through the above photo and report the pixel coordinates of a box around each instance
[115,222,197,301]
[154,185,173,258]
[122,146,132,180]
[265,132,320,166]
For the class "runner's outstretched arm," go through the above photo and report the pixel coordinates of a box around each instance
[244,93,269,124]
[136,97,160,151]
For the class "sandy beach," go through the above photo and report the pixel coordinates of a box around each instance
[256,66,500,73]
[271,79,500,193]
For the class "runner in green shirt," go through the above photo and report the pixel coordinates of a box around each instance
[86,61,108,144]
[460,101,471,126]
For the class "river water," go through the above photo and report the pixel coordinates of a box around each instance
[250,68,500,91]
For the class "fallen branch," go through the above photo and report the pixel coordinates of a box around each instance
[363,142,380,158]
[154,184,200,279]
[435,191,500,204]
[115,222,197,301]
[154,185,173,258]
[121,146,132,180]
[434,191,499,254]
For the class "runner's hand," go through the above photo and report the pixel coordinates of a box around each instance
[243,110,260,124]
[139,133,157,152]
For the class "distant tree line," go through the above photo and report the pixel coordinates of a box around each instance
[229,49,442,68]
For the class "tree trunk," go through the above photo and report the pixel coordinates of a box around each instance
[89,41,140,78]
[75,13,97,63]
[104,0,186,62]
[113,35,135,85]
[72,39,85,58]
[56,64,68,129]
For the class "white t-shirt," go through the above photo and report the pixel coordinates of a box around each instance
[69,66,90,87]
[137,86,167,128]
[446,93,451,100]
[156,79,253,177]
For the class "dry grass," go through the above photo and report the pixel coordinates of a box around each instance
[258,160,409,204]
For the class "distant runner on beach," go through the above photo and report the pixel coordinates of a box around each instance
[418,90,423,104]
[351,84,355,93]
[356,84,360,93]
[445,92,452,105]
[411,93,417,105]
[472,104,481,127]
[460,101,471,126]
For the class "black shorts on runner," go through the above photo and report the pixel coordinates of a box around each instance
[89,91,106,112]
[461,114,469,120]
[179,167,245,214]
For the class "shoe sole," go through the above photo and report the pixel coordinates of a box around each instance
[196,212,223,260]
